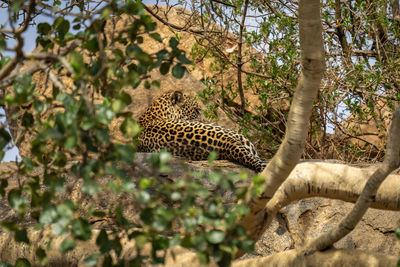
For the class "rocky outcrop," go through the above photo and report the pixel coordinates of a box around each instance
[0,158,399,265]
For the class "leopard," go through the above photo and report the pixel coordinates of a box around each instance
[137,91,266,172]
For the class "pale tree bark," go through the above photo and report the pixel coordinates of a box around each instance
[232,249,397,267]
[240,0,325,240]
[267,161,400,213]
[301,107,400,253]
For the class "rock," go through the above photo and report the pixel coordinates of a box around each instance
[0,158,399,265]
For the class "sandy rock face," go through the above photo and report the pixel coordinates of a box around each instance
[4,9,244,159]
[0,159,399,265]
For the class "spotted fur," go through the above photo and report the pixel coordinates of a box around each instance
[138,91,266,172]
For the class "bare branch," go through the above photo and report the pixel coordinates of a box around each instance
[210,0,236,8]
[143,5,220,34]
[237,0,249,110]
[334,0,349,56]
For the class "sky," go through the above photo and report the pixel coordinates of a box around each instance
[0,6,39,162]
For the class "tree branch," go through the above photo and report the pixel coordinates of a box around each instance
[302,106,400,253]
[266,161,400,214]
[239,0,325,242]
[210,0,236,8]
[334,0,349,56]
[237,0,249,111]
[143,5,220,34]
[393,0,400,22]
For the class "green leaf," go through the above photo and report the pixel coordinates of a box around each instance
[117,91,132,105]
[82,179,101,195]
[151,80,160,89]
[197,252,209,265]
[144,80,151,89]
[120,118,141,138]
[156,50,169,61]
[116,144,135,163]
[396,227,400,239]
[136,51,154,66]
[53,152,67,167]
[96,229,112,254]
[57,200,75,218]
[0,36,6,50]
[83,253,100,266]
[54,17,70,39]
[115,206,130,227]
[40,205,58,225]
[37,22,51,35]
[15,258,31,267]
[80,117,95,130]
[113,48,124,61]
[135,234,147,249]
[82,37,99,52]
[72,23,81,30]
[33,100,47,113]
[140,208,154,225]
[111,99,126,113]
[172,64,186,79]
[0,56,11,69]
[150,32,162,42]
[15,229,29,244]
[206,230,226,244]
[240,238,254,253]
[64,135,77,149]
[207,151,218,164]
[0,179,8,197]
[125,44,141,58]
[96,106,114,124]
[160,62,170,75]
[71,218,92,241]
[0,128,11,149]
[2,220,18,232]
[8,189,28,216]
[140,178,152,189]
[69,51,84,73]
[53,217,70,236]
[177,53,192,65]
[35,248,47,266]
[59,238,76,254]
[169,37,179,50]
[191,234,208,252]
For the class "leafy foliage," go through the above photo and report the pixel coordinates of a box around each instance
[186,0,400,162]
[0,0,258,266]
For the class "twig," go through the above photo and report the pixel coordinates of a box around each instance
[301,106,400,254]
[237,0,250,111]
[210,0,236,8]
[143,5,221,34]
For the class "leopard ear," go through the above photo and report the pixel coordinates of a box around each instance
[171,91,184,105]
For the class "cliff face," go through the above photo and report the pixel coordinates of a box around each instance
[0,157,399,265]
